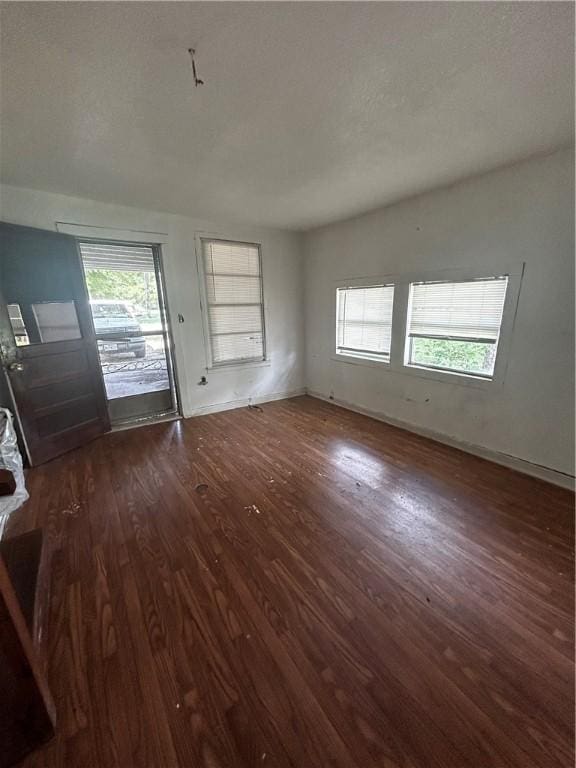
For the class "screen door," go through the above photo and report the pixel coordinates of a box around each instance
[79,241,179,426]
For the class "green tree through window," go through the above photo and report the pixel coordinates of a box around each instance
[84,269,160,322]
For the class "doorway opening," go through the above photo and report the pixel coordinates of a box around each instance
[79,240,179,427]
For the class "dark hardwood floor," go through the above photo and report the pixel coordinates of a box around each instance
[6,395,574,768]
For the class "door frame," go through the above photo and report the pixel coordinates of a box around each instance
[77,237,181,426]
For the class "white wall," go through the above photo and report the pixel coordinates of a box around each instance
[0,184,305,417]
[2,149,573,485]
[304,148,575,482]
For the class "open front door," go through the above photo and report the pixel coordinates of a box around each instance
[0,222,110,465]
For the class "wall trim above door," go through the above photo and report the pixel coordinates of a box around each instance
[55,222,169,244]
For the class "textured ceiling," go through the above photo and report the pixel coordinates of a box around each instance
[1,2,573,231]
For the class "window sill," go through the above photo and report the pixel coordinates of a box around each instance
[330,355,503,388]
[208,359,271,373]
[332,352,391,369]
[402,362,499,389]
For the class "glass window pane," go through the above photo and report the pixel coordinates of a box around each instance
[203,241,261,276]
[208,304,262,335]
[202,239,265,365]
[211,333,264,364]
[32,301,81,342]
[408,278,508,341]
[205,274,262,305]
[409,337,497,377]
[336,285,394,359]
[89,297,149,337]
[97,334,169,400]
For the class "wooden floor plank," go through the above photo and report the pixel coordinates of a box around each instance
[7,395,574,768]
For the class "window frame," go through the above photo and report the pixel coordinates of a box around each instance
[335,283,395,365]
[404,275,509,381]
[332,264,524,388]
[197,236,268,370]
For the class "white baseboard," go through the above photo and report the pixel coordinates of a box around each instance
[307,389,575,491]
[183,388,306,418]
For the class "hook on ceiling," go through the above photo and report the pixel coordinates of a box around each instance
[188,48,204,87]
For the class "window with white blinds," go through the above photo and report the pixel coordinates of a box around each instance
[202,239,265,366]
[336,285,394,362]
[407,276,508,378]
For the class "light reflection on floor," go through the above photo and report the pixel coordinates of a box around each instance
[329,441,387,485]
[328,438,450,547]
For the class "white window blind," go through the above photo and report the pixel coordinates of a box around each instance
[202,239,265,366]
[79,242,155,272]
[408,277,508,342]
[336,285,394,361]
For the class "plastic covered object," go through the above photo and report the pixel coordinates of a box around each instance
[0,407,28,518]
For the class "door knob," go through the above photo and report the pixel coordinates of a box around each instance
[8,362,24,372]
